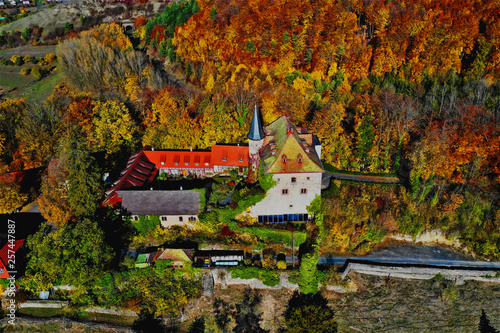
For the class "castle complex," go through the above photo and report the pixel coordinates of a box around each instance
[104,106,324,226]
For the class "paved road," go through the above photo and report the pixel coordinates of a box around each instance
[319,245,500,270]
[319,257,500,270]
[321,172,400,189]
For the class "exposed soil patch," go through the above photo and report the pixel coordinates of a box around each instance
[328,273,500,332]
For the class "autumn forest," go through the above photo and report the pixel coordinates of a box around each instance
[0,0,499,323]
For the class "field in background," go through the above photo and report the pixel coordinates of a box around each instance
[0,45,60,102]
[0,45,57,60]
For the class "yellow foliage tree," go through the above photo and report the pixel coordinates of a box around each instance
[0,175,27,214]
[262,254,276,270]
[45,53,56,63]
[91,101,138,155]
[201,101,246,148]
[151,89,181,125]
[38,159,73,226]
[86,23,133,51]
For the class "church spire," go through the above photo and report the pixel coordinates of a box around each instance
[247,104,265,141]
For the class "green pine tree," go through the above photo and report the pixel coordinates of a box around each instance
[479,310,498,333]
[60,136,103,217]
[210,6,217,20]
[356,115,375,162]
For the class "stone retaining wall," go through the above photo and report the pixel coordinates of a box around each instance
[341,262,500,285]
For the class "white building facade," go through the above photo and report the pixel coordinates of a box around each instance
[247,108,324,222]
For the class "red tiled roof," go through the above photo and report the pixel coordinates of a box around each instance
[103,147,157,206]
[0,239,24,279]
[144,150,213,169]
[0,262,9,279]
[0,171,25,183]
[212,145,249,167]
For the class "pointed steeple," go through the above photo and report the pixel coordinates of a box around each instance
[247,104,265,141]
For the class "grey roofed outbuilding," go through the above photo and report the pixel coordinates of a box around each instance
[117,190,201,216]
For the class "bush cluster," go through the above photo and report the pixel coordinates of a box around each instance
[229,266,280,287]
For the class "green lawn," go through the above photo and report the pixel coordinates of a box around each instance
[76,311,138,326]
[2,71,61,103]
[17,307,66,317]
[239,226,307,247]
[17,307,137,326]
[0,65,37,92]
[18,72,61,103]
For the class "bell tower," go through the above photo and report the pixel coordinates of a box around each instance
[247,104,265,172]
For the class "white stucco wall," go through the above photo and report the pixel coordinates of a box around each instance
[249,172,322,217]
[248,139,264,172]
[160,215,197,228]
[130,215,197,228]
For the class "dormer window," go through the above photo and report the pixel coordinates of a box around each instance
[297,153,302,163]
[282,154,287,163]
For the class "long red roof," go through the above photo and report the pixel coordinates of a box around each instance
[143,150,213,169]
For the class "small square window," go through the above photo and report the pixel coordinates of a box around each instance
[179,216,183,222]
[289,205,293,208]
[161,216,168,221]
[291,177,296,184]
[282,189,288,195]
[300,188,307,194]
[307,177,310,180]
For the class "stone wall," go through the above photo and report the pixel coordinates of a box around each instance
[341,263,500,285]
